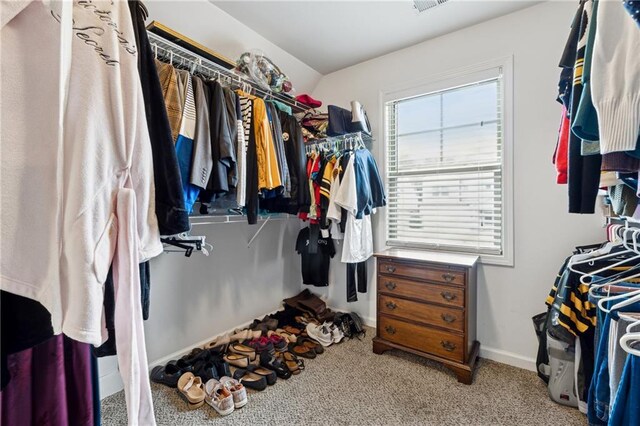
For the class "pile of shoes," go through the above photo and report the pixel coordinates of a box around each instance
[150,290,359,415]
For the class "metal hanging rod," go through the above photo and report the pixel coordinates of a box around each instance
[304,131,373,151]
[148,31,309,114]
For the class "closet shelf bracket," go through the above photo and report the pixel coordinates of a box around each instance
[248,216,271,248]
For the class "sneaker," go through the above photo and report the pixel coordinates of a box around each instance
[204,379,234,416]
[328,323,345,344]
[219,376,248,409]
[305,323,333,347]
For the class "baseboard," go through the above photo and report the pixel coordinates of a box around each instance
[99,306,283,399]
[99,369,124,399]
[479,346,536,372]
[353,315,536,372]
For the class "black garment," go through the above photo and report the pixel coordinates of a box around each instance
[245,100,259,224]
[339,152,351,233]
[223,87,239,189]
[205,80,234,195]
[346,262,367,302]
[279,111,306,214]
[1,291,54,389]
[296,226,336,286]
[128,0,189,235]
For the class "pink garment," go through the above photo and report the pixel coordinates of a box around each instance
[113,188,155,426]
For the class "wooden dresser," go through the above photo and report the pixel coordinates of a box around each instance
[372,249,480,384]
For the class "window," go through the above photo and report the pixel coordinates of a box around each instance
[384,61,512,264]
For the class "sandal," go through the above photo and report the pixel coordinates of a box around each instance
[280,351,304,375]
[282,325,302,335]
[246,365,278,386]
[232,368,268,391]
[177,372,205,410]
[299,337,324,354]
[259,351,292,379]
[271,329,297,343]
[289,342,316,359]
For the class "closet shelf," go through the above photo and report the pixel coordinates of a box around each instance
[189,213,290,226]
[147,31,309,114]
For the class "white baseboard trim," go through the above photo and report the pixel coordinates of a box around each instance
[99,307,283,399]
[355,315,536,373]
[99,370,124,399]
[479,345,537,372]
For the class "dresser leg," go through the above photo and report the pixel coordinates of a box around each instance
[372,338,392,355]
[449,366,473,385]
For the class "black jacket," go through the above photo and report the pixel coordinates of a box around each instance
[128,0,189,235]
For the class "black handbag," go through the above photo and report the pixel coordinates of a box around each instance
[333,312,366,340]
[327,105,352,136]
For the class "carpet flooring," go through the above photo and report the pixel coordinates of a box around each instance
[101,327,585,425]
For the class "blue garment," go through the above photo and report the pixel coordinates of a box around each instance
[623,0,640,27]
[587,292,640,425]
[588,311,610,424]
[353,149,386,219]
[175,134,200,214]
[609,352,640,426]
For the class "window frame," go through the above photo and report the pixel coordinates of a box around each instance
[379,57,514,267]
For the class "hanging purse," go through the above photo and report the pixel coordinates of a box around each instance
[327,105,352,136]
[348,101,372,136]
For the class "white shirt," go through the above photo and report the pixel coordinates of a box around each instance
[334,154,373,263]
[591,0,640,154]
[1,0,161,345]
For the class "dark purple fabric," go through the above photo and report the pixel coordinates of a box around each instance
[0,335,94,426]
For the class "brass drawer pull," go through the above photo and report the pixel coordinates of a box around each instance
[440,291,457,302]
[385,301,397,310]
[441,313,456,323]
[385,326,396,335]
[442,273,456,282]
[386,265,396,273]
[385,281,397,291]
[440,341,457,352]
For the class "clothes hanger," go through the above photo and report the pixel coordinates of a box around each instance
[618,315,640,356]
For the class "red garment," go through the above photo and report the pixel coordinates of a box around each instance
[553,105,570,184]
[298,155,321,224]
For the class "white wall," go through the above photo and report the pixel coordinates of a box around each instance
[99,0,320,397]
[311,1,604,370]
[145,0,322,93]
[99,218,303,397]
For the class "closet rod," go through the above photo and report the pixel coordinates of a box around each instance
[304,131,373,149]
[147,31,309,114]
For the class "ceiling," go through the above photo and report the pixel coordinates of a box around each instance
[212,0,541,75]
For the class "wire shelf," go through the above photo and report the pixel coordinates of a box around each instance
[147,31,310,114]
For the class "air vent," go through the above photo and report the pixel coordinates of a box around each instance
[413,0,449,13]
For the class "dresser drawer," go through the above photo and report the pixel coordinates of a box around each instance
[378,260,465,286]
[379,295,464,332]
[378,275,465,308]
[378,316,464,362]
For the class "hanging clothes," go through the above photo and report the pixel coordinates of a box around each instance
[190,76,213,190]
[156,60,183,143]
[279,110,307,214]
[175,70,199,213]
[267,101,291,197]
[235,92,247,208]
[128,0,189,236]
[1,2,160,424]
[253,97,282,191]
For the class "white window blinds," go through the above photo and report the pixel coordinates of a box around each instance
[386,77,504,255]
